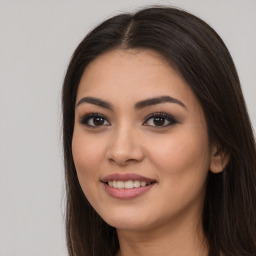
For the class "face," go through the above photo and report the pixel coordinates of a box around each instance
[72,49,216,232]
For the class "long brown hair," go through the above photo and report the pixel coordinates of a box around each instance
[62,6,256,256]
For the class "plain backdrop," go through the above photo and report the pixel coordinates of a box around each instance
[0,0,255,255]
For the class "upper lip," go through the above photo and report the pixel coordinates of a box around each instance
[102,173,156,183]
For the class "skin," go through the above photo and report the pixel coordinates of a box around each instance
[72,49,227,256]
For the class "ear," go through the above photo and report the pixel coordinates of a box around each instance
[209,144,230,173]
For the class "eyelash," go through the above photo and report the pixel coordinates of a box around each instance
[144,112,177,127]
[79,112,177,128]
[79,113,110,128]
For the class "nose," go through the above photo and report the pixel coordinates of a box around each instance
[106,124,144,166]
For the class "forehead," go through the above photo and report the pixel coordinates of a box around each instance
[76,49,198,109]
[80,49,172,88]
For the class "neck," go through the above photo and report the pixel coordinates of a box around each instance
[116,216,208,256]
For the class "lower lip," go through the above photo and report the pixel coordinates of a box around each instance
[103,183,155,199]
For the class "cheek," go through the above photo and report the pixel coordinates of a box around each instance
[143,129,211,221]
[71,129,106,196]
[72,127,108,168]
[147,128,211,186]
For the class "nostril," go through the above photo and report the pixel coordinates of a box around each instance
[108,157,140,166]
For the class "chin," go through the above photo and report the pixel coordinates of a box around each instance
[98,208,156,231]
[105,217,149,231]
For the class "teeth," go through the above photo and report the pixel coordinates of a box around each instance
[108,180,152,189]
[117,181,124,189]
[140,181,146,186]
[133,180,140,188]
[113,180,117,188]
[124,180,133,189]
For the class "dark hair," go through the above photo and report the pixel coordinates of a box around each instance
[62,6,256,256]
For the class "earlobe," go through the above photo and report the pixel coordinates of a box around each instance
[209,145,230,173]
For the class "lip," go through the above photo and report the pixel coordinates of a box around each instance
[101,173,157,199]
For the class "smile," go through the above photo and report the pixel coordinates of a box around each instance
[108,180,155,189]
[102,173,157,199]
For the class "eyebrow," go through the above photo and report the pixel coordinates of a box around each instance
[135,96,187,110]
[76,95,187,110]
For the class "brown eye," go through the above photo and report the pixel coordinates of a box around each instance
[93,117,105,126]
[153,117,165,126]
[143,113,177,127]
[80,113,110,127]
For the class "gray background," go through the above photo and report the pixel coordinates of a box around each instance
[0,0,255,255]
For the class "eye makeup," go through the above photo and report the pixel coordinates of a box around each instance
[79,113,110,128]
[78,111,178,129]
[143,112,177,127]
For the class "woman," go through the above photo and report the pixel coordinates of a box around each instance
[62,6,256,256]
